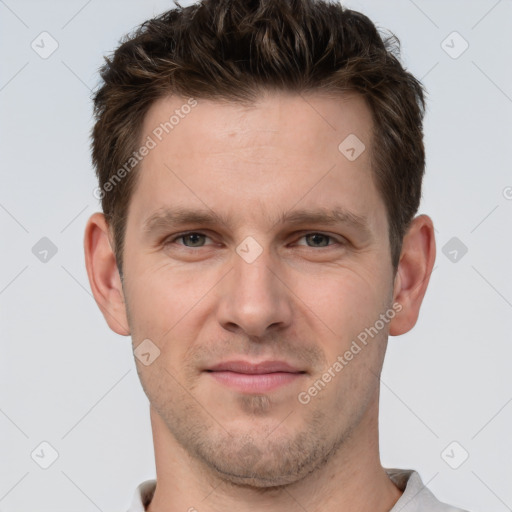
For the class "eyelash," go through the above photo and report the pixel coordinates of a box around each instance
[164,231,344,249]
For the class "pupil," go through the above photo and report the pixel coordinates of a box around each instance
[187,234,203,246]
[309,234,328,247]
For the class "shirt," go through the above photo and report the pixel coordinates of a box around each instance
[126,468,470,512]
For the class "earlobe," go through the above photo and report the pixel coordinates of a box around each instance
[84,212,130,336]
[389,215,436,336]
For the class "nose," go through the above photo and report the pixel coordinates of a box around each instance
[215,246,293,338]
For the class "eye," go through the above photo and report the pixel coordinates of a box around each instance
[168,232,213,247]
[164,231,343,250]
[296,232,340,248]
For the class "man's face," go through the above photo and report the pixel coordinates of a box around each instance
[121,91,396,486]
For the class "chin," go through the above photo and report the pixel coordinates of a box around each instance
[190,432,336,491]
[205,460,314,490]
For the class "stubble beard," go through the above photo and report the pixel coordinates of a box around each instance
[147,369,360,491]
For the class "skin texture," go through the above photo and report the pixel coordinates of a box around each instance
[84,91,436,512]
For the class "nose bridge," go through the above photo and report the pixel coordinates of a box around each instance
[216,241,292,336]
[233,246,276,297]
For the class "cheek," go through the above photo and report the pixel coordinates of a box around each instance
[292,267,392,402]
[125,261,215,337]
[293,268,388,338]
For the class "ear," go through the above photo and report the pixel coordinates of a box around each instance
[389,214,436,336]
[84,212,130,336]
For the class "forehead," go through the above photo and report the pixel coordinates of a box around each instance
[141,90,373,163]
[127,90,384,233]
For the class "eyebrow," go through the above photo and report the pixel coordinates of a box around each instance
[142,206,371,237]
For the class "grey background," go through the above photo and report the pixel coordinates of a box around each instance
[1,0,511,510]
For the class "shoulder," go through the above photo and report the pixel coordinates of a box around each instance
[386,468,471,512]
[126,479,157,512]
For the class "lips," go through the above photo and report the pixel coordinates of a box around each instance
[206,360,305,374]
[204,360,306,393]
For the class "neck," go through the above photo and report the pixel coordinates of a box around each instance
[146,398,403,512]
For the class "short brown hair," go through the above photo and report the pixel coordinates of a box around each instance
[91,0,426,277]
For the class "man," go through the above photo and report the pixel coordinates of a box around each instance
[84,0,469,510]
